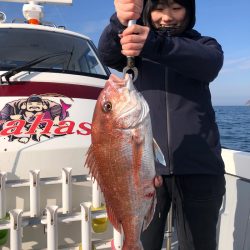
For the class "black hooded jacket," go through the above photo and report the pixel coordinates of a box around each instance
[98,1,225,175]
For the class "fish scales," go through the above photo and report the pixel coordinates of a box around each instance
[85,74,157,250]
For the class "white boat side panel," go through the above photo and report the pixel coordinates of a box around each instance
[217,175,250,250]
[222,149,250,180]
[0,97,97,179]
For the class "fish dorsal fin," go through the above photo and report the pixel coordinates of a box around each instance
[85,145,122,233]
[143,193,157,231]
[106,204,122,234]
[85,145,100,181]
[85,144,106,194]
[153,138,167,166]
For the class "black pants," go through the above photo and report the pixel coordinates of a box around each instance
[141,174,226,250]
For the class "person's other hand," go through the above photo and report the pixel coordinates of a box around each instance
[114,0,144,26]
[154,175,163,188]
[120,24,150,56]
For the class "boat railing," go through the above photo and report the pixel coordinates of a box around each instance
[0,169,122,250]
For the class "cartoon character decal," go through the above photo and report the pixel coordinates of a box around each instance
[0,94,72,143]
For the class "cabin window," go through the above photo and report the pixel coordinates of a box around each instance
[0,28,109,78]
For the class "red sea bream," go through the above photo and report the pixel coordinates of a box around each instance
[85,74,165,250]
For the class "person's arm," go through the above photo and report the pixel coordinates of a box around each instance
[98,14,127,72]
[98,0,144,71]
[140,30,224,82]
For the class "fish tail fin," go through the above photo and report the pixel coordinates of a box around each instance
[122,240,143,250]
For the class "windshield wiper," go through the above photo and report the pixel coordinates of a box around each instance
[0,51,72,84]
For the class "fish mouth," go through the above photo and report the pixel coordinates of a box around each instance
[125,74,135,91]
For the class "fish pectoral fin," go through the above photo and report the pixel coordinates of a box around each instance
[153,138,167,167]
[143,192,157,231]
[106,204,122,233]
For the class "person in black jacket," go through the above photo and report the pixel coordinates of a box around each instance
[98,0,226,249]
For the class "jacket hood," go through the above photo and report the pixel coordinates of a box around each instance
[143,0,196,30]
[180,0,196,30]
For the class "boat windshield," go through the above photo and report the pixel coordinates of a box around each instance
[0,28,109,78]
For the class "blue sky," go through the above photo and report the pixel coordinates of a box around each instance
[0,0,250,105]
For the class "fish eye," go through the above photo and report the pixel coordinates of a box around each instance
[102,101,112,112]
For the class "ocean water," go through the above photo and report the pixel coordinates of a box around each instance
[214,106,250,152]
